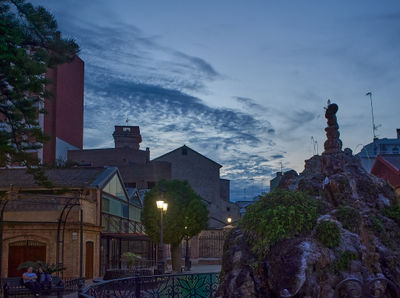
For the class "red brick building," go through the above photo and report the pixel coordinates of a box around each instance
[41,56,85,164]
[0,56,84,165]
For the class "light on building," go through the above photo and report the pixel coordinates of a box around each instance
[227,217,232,223]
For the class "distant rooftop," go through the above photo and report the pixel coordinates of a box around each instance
[380,155,400,172]
[0,167,117,189]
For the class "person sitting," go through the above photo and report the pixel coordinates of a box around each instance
[22,266,40,297]
[37,266,52,291]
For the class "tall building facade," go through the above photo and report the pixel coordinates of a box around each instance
[42,56,84,164]
[0,56,84,165]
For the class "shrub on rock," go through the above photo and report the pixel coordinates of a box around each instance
[316,220,340,248]
[241,189,318,257]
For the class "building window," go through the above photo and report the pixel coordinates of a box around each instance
[393,146,399,154]
[122,204,129,218]
[226,207,230,212]
[182,147,187,155]
[102,198,110,213]
[123,127,131,132]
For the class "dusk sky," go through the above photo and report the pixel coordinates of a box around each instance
[34,1,400,201]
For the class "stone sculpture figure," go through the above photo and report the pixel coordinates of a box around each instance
[217,100,400,298]
[323,102,342,155]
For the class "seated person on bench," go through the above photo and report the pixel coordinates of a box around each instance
[37,266,52,290]
[22,266,40,297]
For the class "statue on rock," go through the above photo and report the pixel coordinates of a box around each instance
[323,102,342,155]
[217,99,400,298]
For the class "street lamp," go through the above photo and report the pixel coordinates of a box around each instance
[227,217,232,224]
[156,200,168,273]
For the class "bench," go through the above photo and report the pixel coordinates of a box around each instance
[2,277,64,297]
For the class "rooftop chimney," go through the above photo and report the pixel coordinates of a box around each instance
[397,128,400,139]
[112,126,142,150]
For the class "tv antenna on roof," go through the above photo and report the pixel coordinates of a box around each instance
[125,117,129,125]
[365,92,377,141]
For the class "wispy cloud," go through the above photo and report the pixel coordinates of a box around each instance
[52,8,347,201]
[81,59,279,200]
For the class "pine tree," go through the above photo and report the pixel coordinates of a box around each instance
[0,0,79,186]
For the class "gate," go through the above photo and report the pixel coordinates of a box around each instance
[198,230,227,258]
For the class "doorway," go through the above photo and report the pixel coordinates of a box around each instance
[8,240,46,277]
[85,241,94,279]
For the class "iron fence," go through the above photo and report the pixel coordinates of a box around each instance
[79,272,219,298]
[198,232,226,258]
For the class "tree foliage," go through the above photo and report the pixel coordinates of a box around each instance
[142,179,209,245]
[141,179,209,270]
[0,0,79,185]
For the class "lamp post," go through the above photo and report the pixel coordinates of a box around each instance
[156,200,168,273]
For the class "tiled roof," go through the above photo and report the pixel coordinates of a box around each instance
[0,167,117,189]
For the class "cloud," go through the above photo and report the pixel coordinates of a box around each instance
[82,66,279,200]
[48,12,287,201]
[370,12,400,21]
[57,19,220,93]
[235,96,268,113]
[174,51,220,80]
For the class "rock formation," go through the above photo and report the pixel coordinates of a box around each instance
[323,103,342,155]
[217,102,400,297]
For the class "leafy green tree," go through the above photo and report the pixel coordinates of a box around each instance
[141,179,209,271]
[0,0,79,186]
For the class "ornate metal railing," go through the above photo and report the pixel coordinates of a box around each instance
[334,277,400,298]
[79,272,219,298]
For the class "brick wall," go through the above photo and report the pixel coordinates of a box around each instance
[68,148,149,167]
[43,56,84,164]
[1,190,102,278]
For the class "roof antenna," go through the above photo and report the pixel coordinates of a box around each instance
[125,117,129,125]
[365,92,377,141]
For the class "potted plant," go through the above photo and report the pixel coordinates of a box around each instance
[121,252,142,272]
[18,261,66,275]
